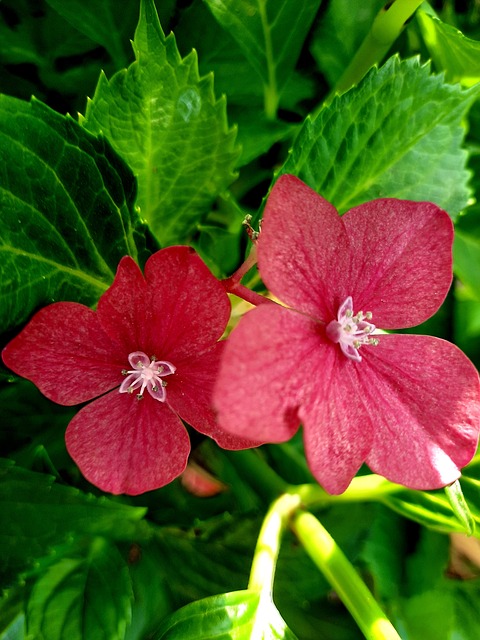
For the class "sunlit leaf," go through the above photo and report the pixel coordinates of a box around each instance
[82,0,239,245]
[417,10,480,86]
[153,590,298,639]
[279,56,480,220]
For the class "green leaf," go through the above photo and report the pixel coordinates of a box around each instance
[203,0,322,117]
[0,95,143,333]
[279,56,479,220]
[417,10,480,86]
[82,0,239,245]
[26,541,133,640]
[153,590,298,640]
[310,0,386,87]
[0,459,148,583]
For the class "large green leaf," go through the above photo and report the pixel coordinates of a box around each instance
[417,10,480,86]
[26,541,133,640]
[203,0,322,116]
[153,590,298,640]
[82,0,239,245]
[279,56,480,220]
[0,459,148,583]
[0,95,143,333]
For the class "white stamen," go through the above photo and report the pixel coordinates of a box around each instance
[119,351,175,402]
[326,297,378,362]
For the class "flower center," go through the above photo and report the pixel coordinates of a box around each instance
[326,296,378,362]
[119,351,176,401]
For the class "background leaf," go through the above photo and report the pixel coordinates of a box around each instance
[43,0,139,68]
[26,541,133,640]
[203,0,322,116]
[310,0,385,87]
[82,0,239,245]
[279,56,479,220]
[0,95,144,333]
[0,460,148,583]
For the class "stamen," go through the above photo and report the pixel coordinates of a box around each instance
[326,297,378,362]
[119,350,175,402]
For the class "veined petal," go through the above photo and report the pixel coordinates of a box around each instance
[97,247,230,362]
[144,246,231,360]
[258,174,351,321]
[300,348,374,494]
[361,334,480,489]
[65,390,190,495]
[214,303,324,443]
[168,342,260,450]
[2,302,122,406]
[97,256,148,351]
[342,199,453,328]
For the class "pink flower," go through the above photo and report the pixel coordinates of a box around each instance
[2,247,245,495]
[214,175,480,494]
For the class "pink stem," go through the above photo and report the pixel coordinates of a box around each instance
[222,246,272,306]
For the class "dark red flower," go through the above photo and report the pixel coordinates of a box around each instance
[3,247,244,495]
[214,175,480,494]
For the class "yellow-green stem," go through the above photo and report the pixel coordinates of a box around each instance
[293,511,402,640]
[248,492,301,593]
[325,0,425,104]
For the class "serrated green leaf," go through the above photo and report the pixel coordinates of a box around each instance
[82,0,239,245]
[153,590,298,640]
[26,541,133,640]
[0,95,144,333]
[0,459,148,583]
[203,0,322,117]
[310,0,385,87]
[279,56,479,220]
[417,10,480,86]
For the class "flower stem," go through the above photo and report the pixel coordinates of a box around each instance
[293,511,402,640]
[248,492,302,593]
[222,247,272,306]
[325,0,424,103]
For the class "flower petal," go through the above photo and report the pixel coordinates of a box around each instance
[97,256,148,351]
[97,247,231,363]
[169,342,260,450]
[65,390,190,495]
[362,334,480,489]
[215,303,323,444]
[342,199,453,328]
[2,302,122,405]
[258,174,351,321]
[300,349,375,494]
[144,246,231,360]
